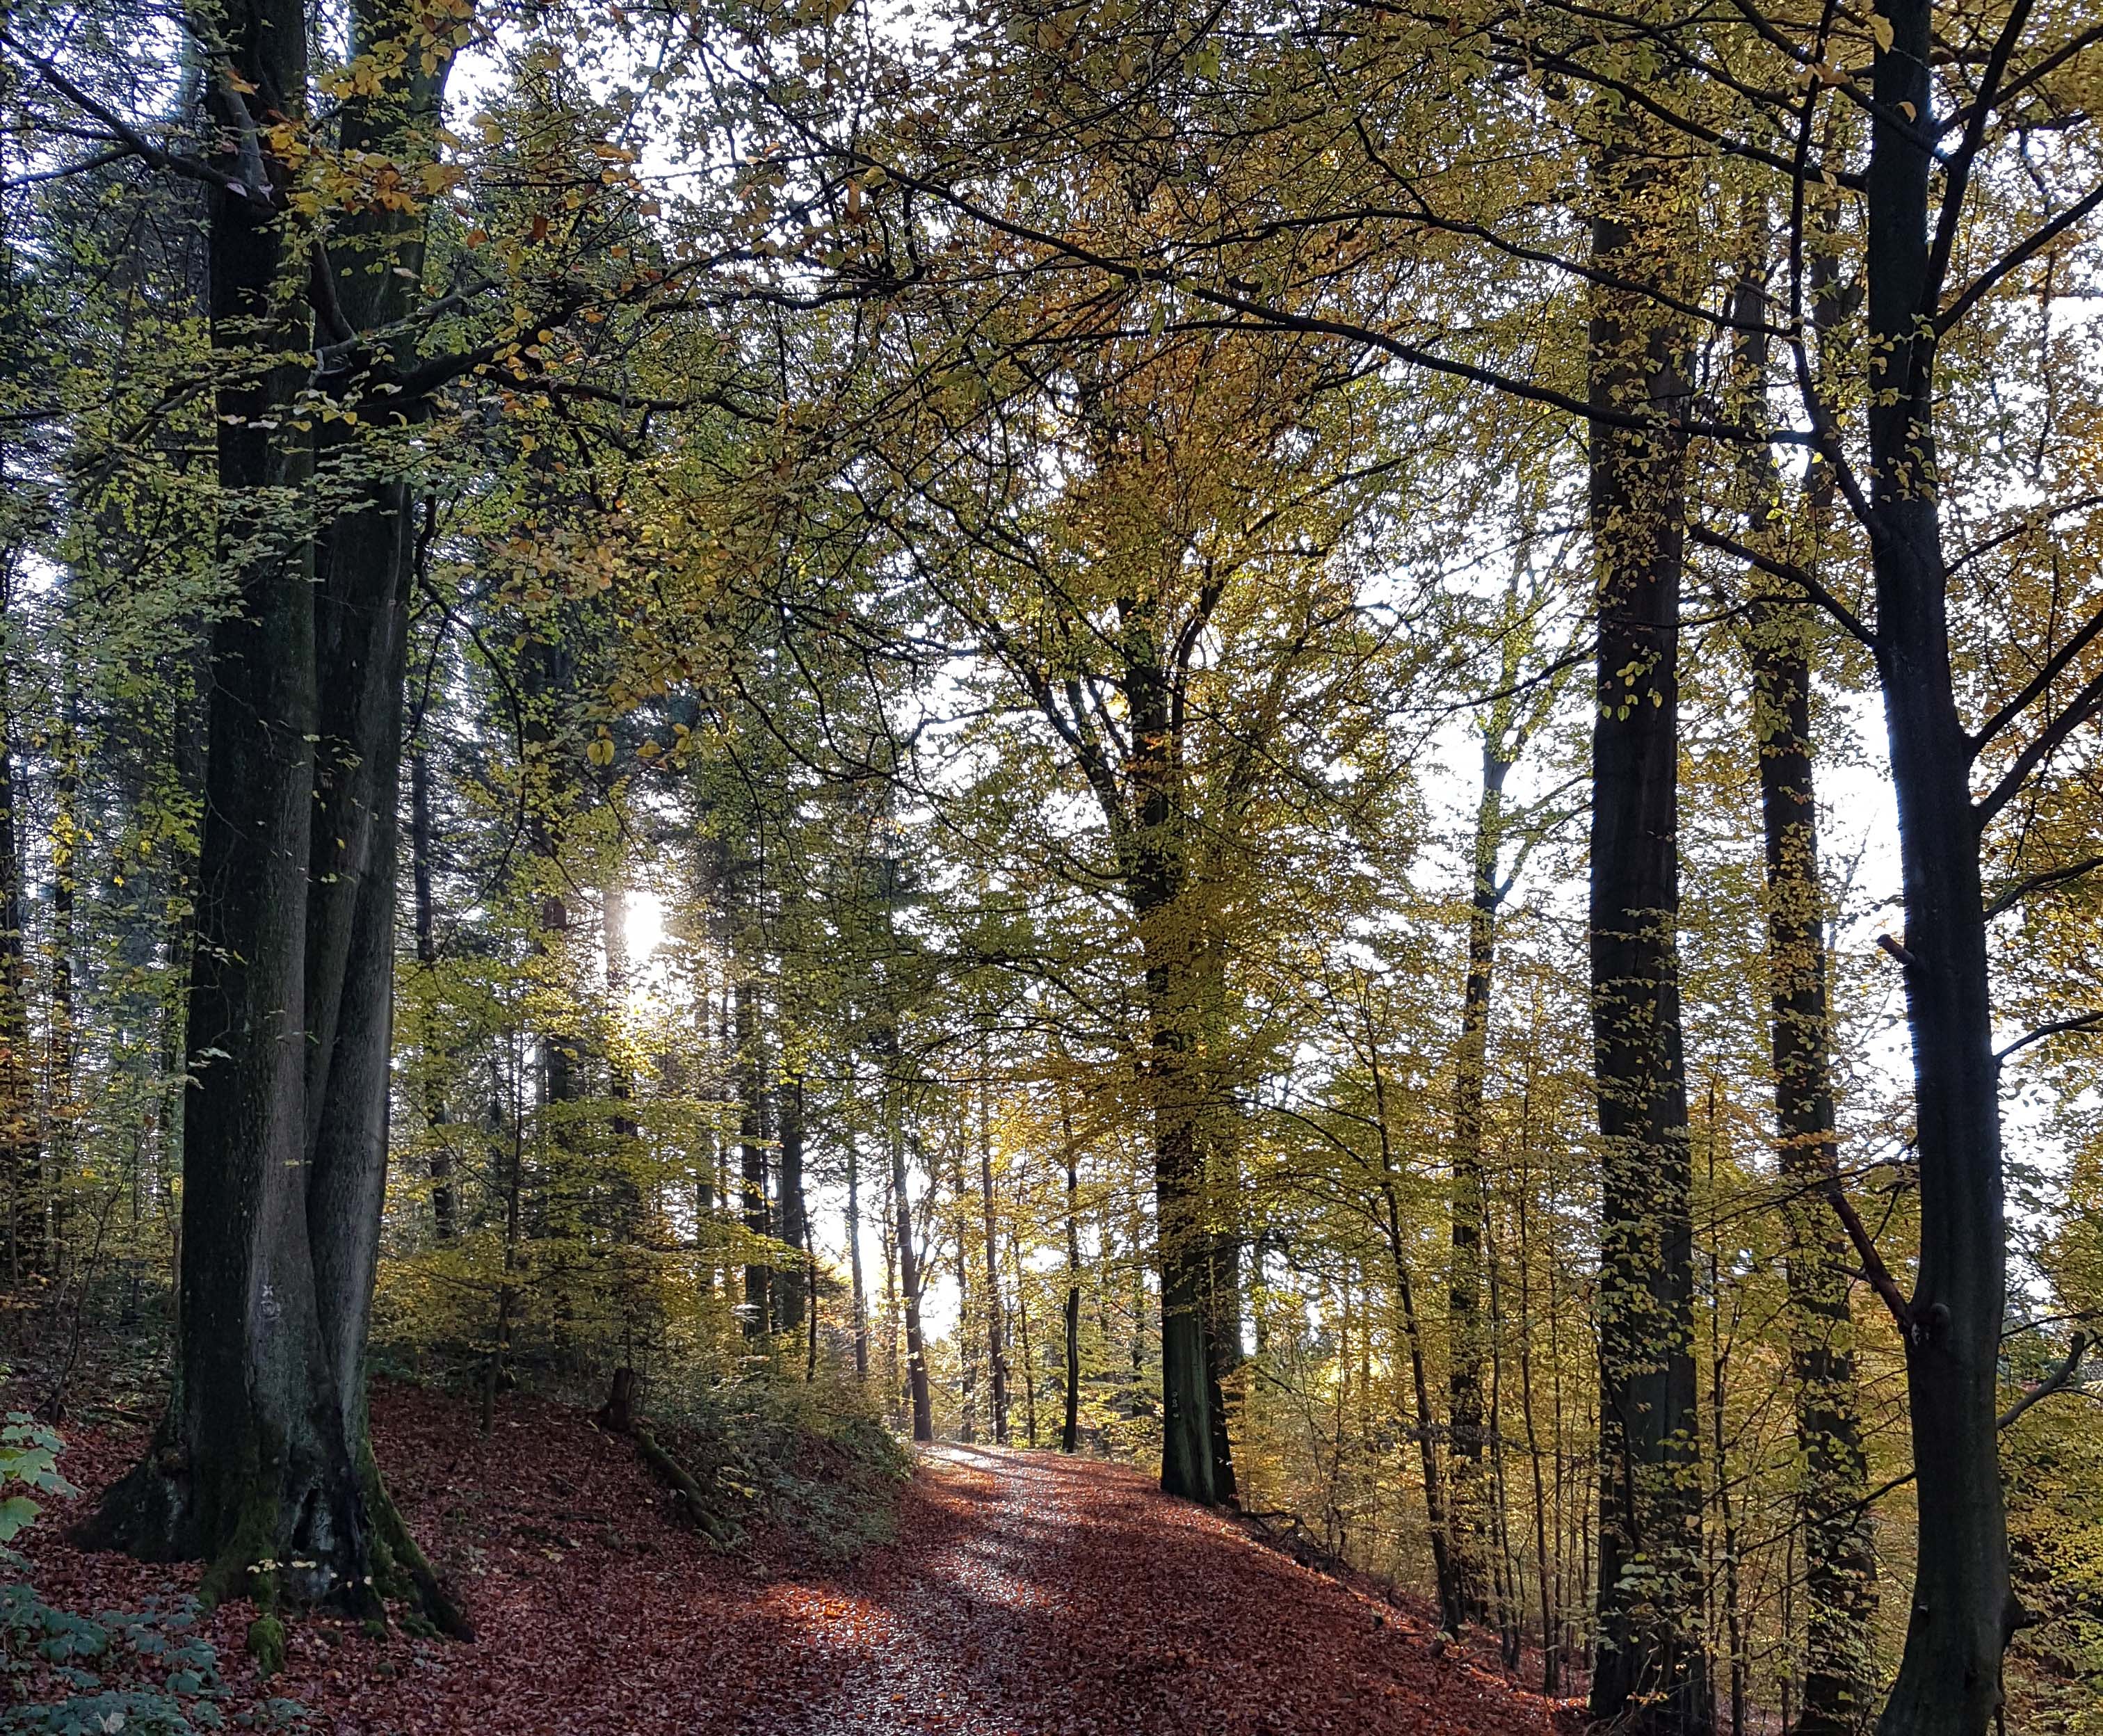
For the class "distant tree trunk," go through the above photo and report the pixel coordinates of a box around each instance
[1730,248,1878,1736]
[846,1127,868,1381]
[409,752,456,1240]
[1449,736,1513,1626]
[737,980,770,1336]
[1513,1095,1561,1694]
[882,1158,902,1426]
[47,687,77,1273]
[0,629,36,1286]
[977,1069,1009,1445]
[774,1070,807,1335]
[1062,1116,1081,1454]
[1705,1084,1748,1736]
[1364,1013,1464,1633]
[892,1104,933,1443]
[954,1131,978,1443]
[1586,125,1710,1735]
[1010,1218,1038,1447]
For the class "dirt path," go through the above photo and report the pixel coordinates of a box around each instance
[758,1445,1561,1736]
[28,1398,1564,1735]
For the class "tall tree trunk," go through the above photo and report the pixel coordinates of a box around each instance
[892,1104,933,1443]
[1449,737,1513,1626]
[1731,248,1878,1736]
[1586,125,1709,1735]
[0,626,36,1286]
[1062,1113,1082,1454]
[409,753,456,1240]
[737,979,770,1336]
[775,1070,807,1335]
[87,1,467,1637]
[977,1068,1009,1445]
[84,0,350,1598]
[847,1126,868,1381]
[1867,10,2011,1729]
[1135,865,1216,1500]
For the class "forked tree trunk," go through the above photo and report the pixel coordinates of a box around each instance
[83,0,465,1639]
[1585,127,1710,1735]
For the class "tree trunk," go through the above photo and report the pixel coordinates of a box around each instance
[1731,246,1878,1736]
[977,1069,1009,1445]
[1586,129,1710,1735]
[409,753,457,1240]
[892,1107,933,1443]
[84,0,465,1637]
[0,629,37,1285]
[737,980,771,1336]
[1063,1117,1081,1454]
[47,687,76,1274]
[774,1070,807,1335]
[1867,11,2011,1729]
[847,1127,868,1381]
[1010,1217,1038,1447]
[1365,1015,1464,1632]
[1449,740,1512,1626]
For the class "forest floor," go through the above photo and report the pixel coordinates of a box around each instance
[19,1383,1570,1735]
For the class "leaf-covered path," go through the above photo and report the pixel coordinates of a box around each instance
[764,1443,1563,1736]
[29,1391,1565,1735]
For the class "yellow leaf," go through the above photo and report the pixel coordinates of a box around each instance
[1870,11,1894,51]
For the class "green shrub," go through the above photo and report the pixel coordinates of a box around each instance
[1,1400,300,1735]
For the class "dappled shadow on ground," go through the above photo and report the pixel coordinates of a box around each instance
[22,1392,1563,1735]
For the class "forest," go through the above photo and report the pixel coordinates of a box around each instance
[0,0,2100,1732]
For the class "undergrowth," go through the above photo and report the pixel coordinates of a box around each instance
[645,1369,911,1560]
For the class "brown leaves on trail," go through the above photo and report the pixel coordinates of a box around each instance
[23,1390,1563,1735]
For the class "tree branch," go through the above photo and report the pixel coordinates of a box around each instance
[1984,855,2103,919]
[1823,1177,1917,1340]
[1995,1010,2103,1066]
[1689,522,1876,647]
[1999,1333,2089,1430]
[1969,602,2103,753]
[1976,659,2103,826]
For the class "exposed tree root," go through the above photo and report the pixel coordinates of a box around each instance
[597,1366,734,1547]
[359,1438,476,1640]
